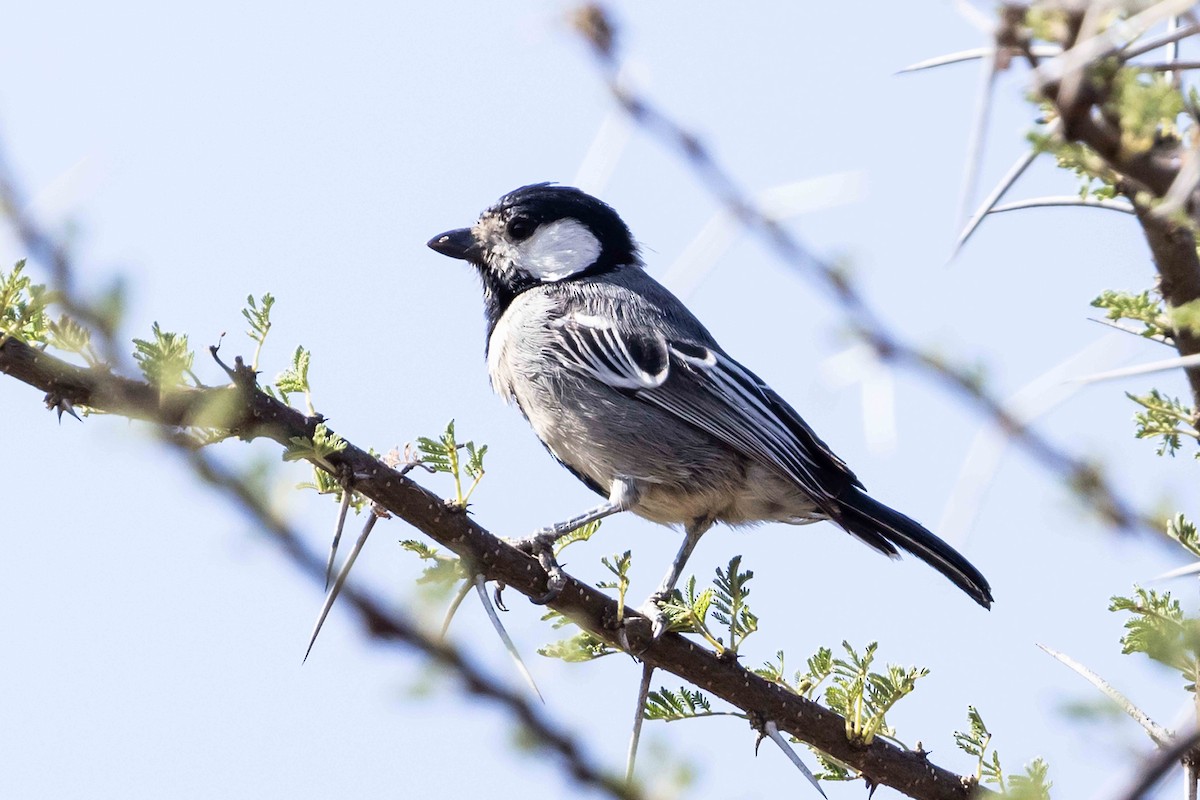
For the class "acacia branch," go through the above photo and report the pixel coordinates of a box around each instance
[0,334,986,800]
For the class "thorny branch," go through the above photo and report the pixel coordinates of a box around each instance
[0,334,985,800]
[18,3,1199,798]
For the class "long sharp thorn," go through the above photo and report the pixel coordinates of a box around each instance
[440,578,473,639]
[325,489,353,589]
[304,511,379,662]
[1037,644,1172,747]
[955,51,1000,236]
[625,662,654,783]
[1154,561,1200,580]
[1122,20,1200,60]
[897,45,1062,74]
[474,574,544,703]
[989,196,1136,215]
[1071,352,1200,384]
[953,119,1059,257]
[898,46,995,74]
[764,721,827,798]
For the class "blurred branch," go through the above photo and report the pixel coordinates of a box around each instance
[182,445,628,799]
[570,2,1154,536]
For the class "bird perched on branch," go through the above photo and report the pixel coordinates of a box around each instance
[428,183,992,633]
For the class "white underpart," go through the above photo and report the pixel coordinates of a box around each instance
[512,218,601,281]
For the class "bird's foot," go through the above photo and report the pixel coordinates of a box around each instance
[509,529,567,604]
[635,590,673,641]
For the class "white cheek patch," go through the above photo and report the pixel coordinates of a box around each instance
[514,218,602,281]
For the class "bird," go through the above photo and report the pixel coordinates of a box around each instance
[427,183,992,633]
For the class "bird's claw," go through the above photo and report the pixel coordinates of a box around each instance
[509,529,567,605]
[637,591,672,641]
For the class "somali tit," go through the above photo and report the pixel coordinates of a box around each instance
[428,184,992,628]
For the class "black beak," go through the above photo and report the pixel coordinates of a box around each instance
[427,228,479,261]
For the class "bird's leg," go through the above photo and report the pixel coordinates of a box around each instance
[511,479,637,604]
[638,517,714,638]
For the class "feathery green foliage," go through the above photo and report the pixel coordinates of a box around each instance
[0,260,52,345]
[415,420,488,507]
[536,627,616,662]
[597,550,632,622]
[132,322,195,389]
[274,345,314,413]
[823,641,928,746]
[1109,69,1184,155]
[1110,586,1199,680]
[711,555,758,654]
[1091,290,1169,340]
[47,314,95,363]
[1127,389,1198,457]
[954,706,1051,798]
[553,518,602,555]
[644,687,726,722]
[1166,513,1200,560]
[241,292,275,371]
[283,422,346,471]
[399,539,466,590]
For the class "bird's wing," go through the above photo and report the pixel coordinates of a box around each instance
[553,313,862,502]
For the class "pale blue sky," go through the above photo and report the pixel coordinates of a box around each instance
[1,3,1194,798]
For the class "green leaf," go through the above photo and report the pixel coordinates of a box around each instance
[825,641,926,745]
[283,422,347,468]
[1110,586,1200,677]
[132,322,195,389]
[275,345,312,407]
[1007,758,1052,800]
[537,631,616,662]
[711,555,758,653]
[0,260,53,346]
[399,539,465,589]
[597,550,632,614]
[954,706,1010,787]
[1109,68,1184,155]
[1091,289,1169,340]
[1166,513,1200,560]
[644,687,714,721]
[241,292,275,371]
[46,314,93,360]
[1126,388,1198,457]
[553,519,602,555]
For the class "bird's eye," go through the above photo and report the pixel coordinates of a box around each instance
[506,216,536,241]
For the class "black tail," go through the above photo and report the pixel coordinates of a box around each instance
[836,489,993,608]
